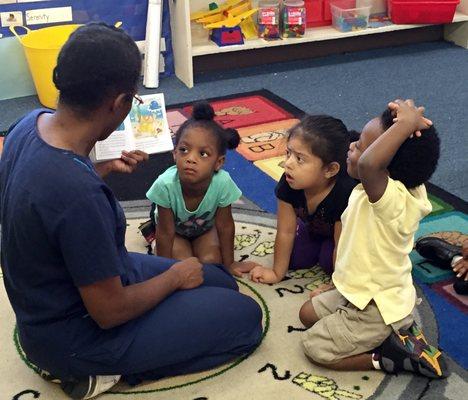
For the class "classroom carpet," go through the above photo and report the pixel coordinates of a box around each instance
[1,90,467,399]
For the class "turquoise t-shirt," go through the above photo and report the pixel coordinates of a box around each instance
[146,165,242,238]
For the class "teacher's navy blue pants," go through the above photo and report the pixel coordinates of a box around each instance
[49,253,263,383]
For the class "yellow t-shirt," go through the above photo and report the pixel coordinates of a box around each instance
[332,178,432,325]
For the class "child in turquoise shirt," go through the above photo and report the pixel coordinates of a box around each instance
[146,102,255,276]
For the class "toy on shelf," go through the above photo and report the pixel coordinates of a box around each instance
[282,0,307,38]
[210,26,245,46]
[190,0,243,21]
[258,0,281,40]
[191,0,259,47]
[330,0,371,32]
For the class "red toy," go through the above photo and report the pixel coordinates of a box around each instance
[211,26,244,46]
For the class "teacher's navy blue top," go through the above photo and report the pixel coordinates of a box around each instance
[0,109,136,374]
[0,109,263,381]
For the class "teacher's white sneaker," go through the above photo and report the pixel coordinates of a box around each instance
[61,375,121,399]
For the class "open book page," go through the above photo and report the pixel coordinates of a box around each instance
[90,93,173,162]
[129,93,173,155]
[92,118,135,161]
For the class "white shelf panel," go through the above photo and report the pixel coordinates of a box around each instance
[192,12,468,57]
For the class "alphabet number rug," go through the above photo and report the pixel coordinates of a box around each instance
[1,201,467,399]
[1,90,467,399]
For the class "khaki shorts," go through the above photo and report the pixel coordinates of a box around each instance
[302,289,414,365]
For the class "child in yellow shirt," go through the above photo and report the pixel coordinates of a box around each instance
[299,99,446,378]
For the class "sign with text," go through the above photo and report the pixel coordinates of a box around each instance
[25,6,71,25]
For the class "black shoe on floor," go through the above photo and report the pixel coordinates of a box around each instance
[415,237,461,270]
[377,324,448,379]
[454,276,468,295]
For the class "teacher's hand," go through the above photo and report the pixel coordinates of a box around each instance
[170,257,204,290]
[95,150,149,178]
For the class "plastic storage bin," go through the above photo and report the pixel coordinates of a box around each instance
[258,0,281,39]
[304,0,332,27]
[282,0,307,37]
[330,0,371,32]
[10,24,80,109]
[387,0,460,24]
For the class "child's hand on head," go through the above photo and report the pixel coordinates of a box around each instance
[388,99,432,138]
[249,266,280,284]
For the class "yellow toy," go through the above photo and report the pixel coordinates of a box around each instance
[205,9,257,28]
[197,13,225,25]
[190,0,245,21]
[228,1,252,17]
[191,1,258,40]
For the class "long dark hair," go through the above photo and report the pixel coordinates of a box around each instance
[288,115,350,173]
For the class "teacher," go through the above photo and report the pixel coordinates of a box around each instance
[0,23,262,399]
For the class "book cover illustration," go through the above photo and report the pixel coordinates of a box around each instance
[130,95,167,138]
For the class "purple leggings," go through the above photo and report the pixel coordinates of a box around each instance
[289,219,334,275]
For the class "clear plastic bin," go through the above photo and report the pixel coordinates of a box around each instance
[330,0,371,32]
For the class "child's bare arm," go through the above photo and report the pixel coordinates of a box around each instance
[272,200,297,278]
[155,206,175,258]
[359,99,432,203]
[215,207,259,276]
[250,200,297,283]
[215,205,236,270]
[307,221,340,298]
[333,221,342,267]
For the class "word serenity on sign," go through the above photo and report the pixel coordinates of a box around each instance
[25,6,72,26]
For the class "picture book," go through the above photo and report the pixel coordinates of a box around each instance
[91,93,173,161]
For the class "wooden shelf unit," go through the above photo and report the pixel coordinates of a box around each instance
[169,1,468,88]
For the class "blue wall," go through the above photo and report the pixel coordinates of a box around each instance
[0,0,147,101]
[0,0,171,101]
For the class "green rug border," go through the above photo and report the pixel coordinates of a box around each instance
[13,279,271,395]
[428,193,454,216]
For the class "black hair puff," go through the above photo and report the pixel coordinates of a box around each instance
[192,101,215,121]
[224,128,241,150]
